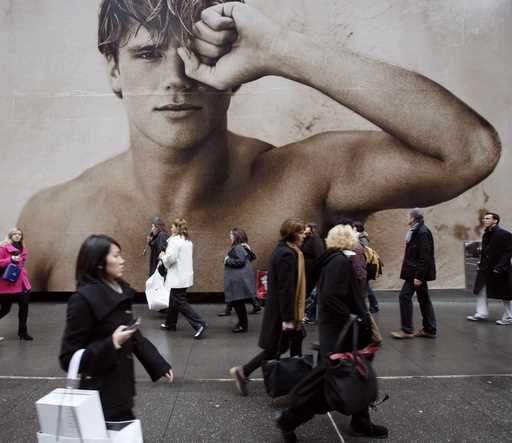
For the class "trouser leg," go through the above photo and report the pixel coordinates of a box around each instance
[416,282,437,334]
[232,300,248,329]
[476,286,489,317]
[169,288,205,330]
[367,284,379,311]
[502,300,512,320]
[242,349,275,378]
[17,292,29,336]
[0,302,12,320]
[166,289,179,327]
[398,280,415,333]
[287,329,304,357]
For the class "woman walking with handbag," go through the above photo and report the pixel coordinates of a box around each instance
[224,228,257,333]
[60,234,173,422]
[0,228,33,341]
[273,225,388,441]
[159,218,207,339]
[230,218,306,395]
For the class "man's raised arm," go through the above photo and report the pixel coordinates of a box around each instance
[180,2,500,211]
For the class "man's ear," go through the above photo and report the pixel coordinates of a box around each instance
[107,56,123,99]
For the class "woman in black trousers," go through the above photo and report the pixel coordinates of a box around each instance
[230,218,306,396]
[60,235,173,421]
[274,224,388,441]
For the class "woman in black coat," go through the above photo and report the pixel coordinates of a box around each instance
[274,225,388,442]
[230,219,306,396]
[60,235,173,421]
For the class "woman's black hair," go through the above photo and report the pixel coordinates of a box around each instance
[231,228,248,245]
[75,234,121,287]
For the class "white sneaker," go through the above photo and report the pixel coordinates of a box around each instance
[467,314,488,321]
[496,318,512,325]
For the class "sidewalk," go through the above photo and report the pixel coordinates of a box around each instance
[0,295,511,442]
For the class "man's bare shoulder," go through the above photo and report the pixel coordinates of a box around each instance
[19,153,130,222]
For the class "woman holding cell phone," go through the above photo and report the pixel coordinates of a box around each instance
[59,234,173,422]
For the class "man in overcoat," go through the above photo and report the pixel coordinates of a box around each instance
[467,212,512,325]
[391,208,437,339]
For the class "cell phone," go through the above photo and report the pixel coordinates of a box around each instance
[124,317,141,331]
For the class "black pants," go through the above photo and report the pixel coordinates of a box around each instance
[242,329,304,377]
[104,408,135,422]
[231,300,248,330]
[166,288,205,330]
[399,279,437,334]
[0,292,29,335]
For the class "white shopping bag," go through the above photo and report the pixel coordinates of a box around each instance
[36,349,143,443]
[145,270,169,311]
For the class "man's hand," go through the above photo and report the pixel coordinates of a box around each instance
[413,278,423,287]
[179,2,281,90]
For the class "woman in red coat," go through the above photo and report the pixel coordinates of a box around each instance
[0,228,33,341]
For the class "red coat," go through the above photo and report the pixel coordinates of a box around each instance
[0,244,32,294]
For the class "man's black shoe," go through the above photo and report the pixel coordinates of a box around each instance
[349,422,388,439]
[160,323,176,331]
[217,311,231,317]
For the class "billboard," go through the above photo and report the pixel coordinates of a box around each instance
[1,0,510,291]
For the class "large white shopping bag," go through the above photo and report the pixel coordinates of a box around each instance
[35,349,143,443]
[145,270,169,311]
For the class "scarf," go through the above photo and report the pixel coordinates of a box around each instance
[286,242,306,326]
[405,222,420,243]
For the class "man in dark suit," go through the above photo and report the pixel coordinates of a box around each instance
[391,208,437,339]
[467,212,512,325]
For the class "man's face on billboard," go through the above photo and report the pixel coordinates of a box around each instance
[108,27,232,149]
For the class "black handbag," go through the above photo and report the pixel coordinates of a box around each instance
[262,332,314,398]
[323,315,378,415]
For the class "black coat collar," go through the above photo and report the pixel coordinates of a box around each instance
[77,281,135,320]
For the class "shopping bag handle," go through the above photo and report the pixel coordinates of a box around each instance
[66,349,85,388]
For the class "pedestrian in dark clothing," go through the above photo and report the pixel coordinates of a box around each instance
[354,221,380,313]
[302,222,325,323]
[60,235,173,421]
[230,218,306,396]
[467,212,512,325]
[146,217,169,276]
[224,228,257,332]
[391,208,437,339]
[274,224,388,441]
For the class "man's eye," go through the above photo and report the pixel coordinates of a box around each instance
[138,50,162,60]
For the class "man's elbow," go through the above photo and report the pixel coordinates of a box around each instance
[459,121,501,180]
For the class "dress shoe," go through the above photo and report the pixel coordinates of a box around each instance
[193,324,207,339]
[217,311,231,317]
[390,330,415,339]
[413,328,437,338]
[19,333,34,341]
[274,410,298,442]
[229,366,248,396]
[350,421,388,439]
[232,325,248,333]
[160,323,177,331]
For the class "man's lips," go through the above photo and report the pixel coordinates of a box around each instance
[154,103,202,112]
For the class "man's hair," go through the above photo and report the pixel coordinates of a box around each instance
[353,221,365,233]
[98,0,242,62]
[172,217,190,239]
[280,218,305,243]
[485,212,500,224]
[409,208,424,223]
